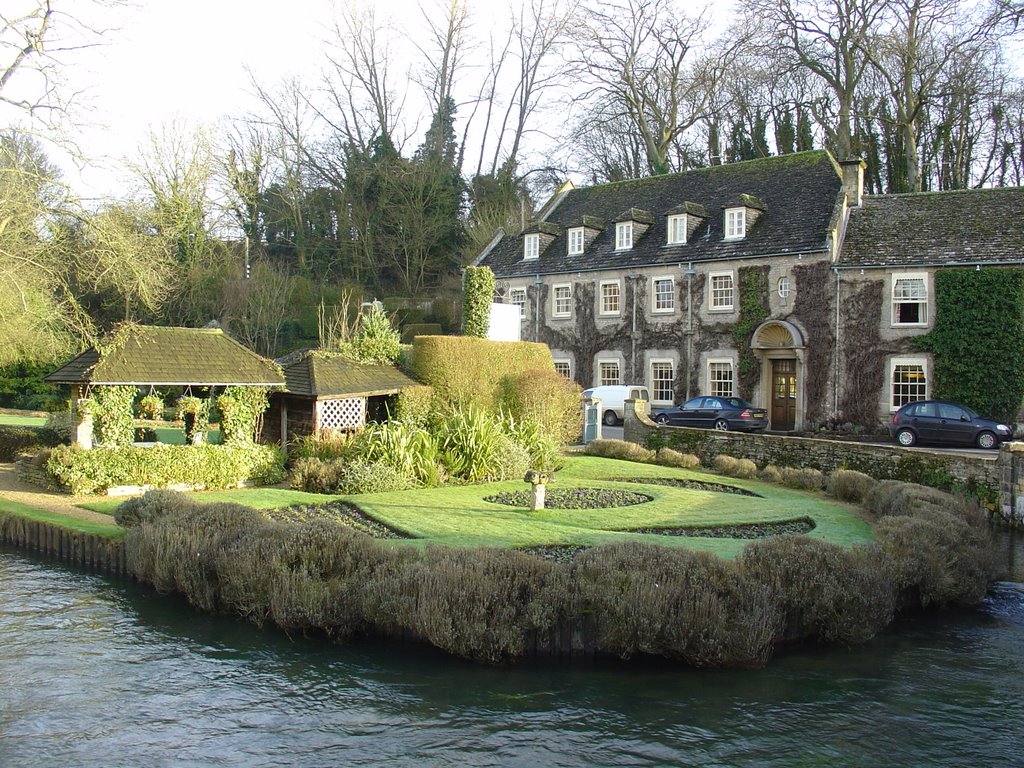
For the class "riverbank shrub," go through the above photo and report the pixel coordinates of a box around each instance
[46,443,286,495]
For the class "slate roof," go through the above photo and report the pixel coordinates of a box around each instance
[277,350,420,398]
[476,151,843,278]
[840,187,1024,268]
[45,326,285,386]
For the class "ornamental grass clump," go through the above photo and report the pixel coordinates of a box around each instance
[713,454,757,479]
[825,468,877,503]
[358,420,443,486]
[584,439,655,463]
[571,542,781,667]
[759,465,824,491]
[288,431,360,464]
[740,537,897,644]
[434,406,528,483]
[654,447,701,469]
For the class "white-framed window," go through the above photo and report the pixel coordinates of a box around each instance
[892,273,928,326]
[554,360,572,378]
[890,357,928,409]
[524,233,539,260]
[667,214,687,245]
[567,227,585,255]
[552,283,572,318]
[509,287,527,319]
[708,360,735,398]
[778,276,791,299]
[615,221,633,250]
[650,359,675,405]
[724,208,746,240]
[710,272,735,311]
[599,280,621,315]
[652,276,675,313]
[598,359,621,386]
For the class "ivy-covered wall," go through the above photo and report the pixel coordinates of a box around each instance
[918,268,1024,423]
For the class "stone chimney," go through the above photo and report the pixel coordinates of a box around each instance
[840,157,866,208]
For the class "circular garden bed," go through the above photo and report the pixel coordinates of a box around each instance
[485,487,653,509]
[266,501,411,539]
[609,476,760,497]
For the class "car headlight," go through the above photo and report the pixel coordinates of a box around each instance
[997,425,1011,433]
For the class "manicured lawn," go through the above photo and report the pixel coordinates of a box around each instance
[0,414,48,427]
[0,498,124,538]
[79,455,873,559]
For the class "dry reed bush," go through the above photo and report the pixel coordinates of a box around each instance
[654,447,701,469]
[289,431,361,463]
[741,537,897,644]
[126,502,264,612]
[572,542,781,667]
[713,455,757,479]
[410,546,556,663]
[585,439,655,463]
[825,469,877,503]
[763,465,824,491]
[874,513,994,607]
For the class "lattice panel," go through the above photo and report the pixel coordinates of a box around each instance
[318,397,365,431]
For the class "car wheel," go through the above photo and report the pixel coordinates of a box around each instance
[603,410,618,427]
[713,419,729,431]
[895,428,917,447]
[976,431,997,449]
[655,413,669,425]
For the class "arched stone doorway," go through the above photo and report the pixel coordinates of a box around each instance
[751,320,806,431]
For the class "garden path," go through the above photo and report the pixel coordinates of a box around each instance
[0,463,112,525]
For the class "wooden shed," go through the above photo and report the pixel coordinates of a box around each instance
[266,350,421,444]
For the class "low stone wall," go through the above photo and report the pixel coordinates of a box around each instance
[623,398,1000,505]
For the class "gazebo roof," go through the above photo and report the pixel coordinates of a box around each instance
[277,350,420,398]
[45,326,285,387]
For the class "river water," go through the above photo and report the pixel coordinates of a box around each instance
[2,541,1023,768]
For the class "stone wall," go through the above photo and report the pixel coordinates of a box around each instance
[623,398,1000,502]
[997,443,1024,525]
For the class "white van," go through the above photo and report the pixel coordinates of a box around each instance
[582,385,651,426]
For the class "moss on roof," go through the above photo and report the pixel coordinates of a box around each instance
[278,350,420,398]
[45,326,284,386]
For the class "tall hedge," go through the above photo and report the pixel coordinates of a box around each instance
[409,336,554,412]
[462,266,495,338]
[917,268,1024,422]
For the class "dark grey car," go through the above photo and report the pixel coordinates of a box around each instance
[652,396,769,432]
[888,400,1013,449]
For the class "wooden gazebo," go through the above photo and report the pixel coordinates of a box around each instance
[45,326,285,448]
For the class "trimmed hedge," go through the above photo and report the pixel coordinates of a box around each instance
[409,335,554,412]
[0,424,65,461]
[46,443,286,495]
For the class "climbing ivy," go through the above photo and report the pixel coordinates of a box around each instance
[917,268,1024,422]
[216,386,270,445]
[89,385,137,447]
[462,266,495,338]
[730,267,770,399]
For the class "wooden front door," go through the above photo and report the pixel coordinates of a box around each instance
[771,359,797,431]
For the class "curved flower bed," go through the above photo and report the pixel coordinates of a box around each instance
[609,476,760,497]
[622,517,815,539]
[266,501,411,539]
[484,487,653,509]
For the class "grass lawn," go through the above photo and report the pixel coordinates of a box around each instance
[78,455,873,559]
[0,498,124,538]
[0,414,48,427]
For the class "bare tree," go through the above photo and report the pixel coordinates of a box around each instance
[572,0,724,175]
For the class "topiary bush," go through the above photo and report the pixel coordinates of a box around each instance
[462,266,495,338]
[584,439,655,463]
[498,367,582,446]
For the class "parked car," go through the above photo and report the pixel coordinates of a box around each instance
[581,385,651,426]
[888,400,1013,449]
[652,396,769,432]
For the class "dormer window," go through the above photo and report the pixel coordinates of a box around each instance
[524,233,539,260]
[667,214,687,245]
[616,221,633,250]
[724,208,746,240]
[567,227,585,255]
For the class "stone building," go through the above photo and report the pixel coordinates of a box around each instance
[471,151,1024,430]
